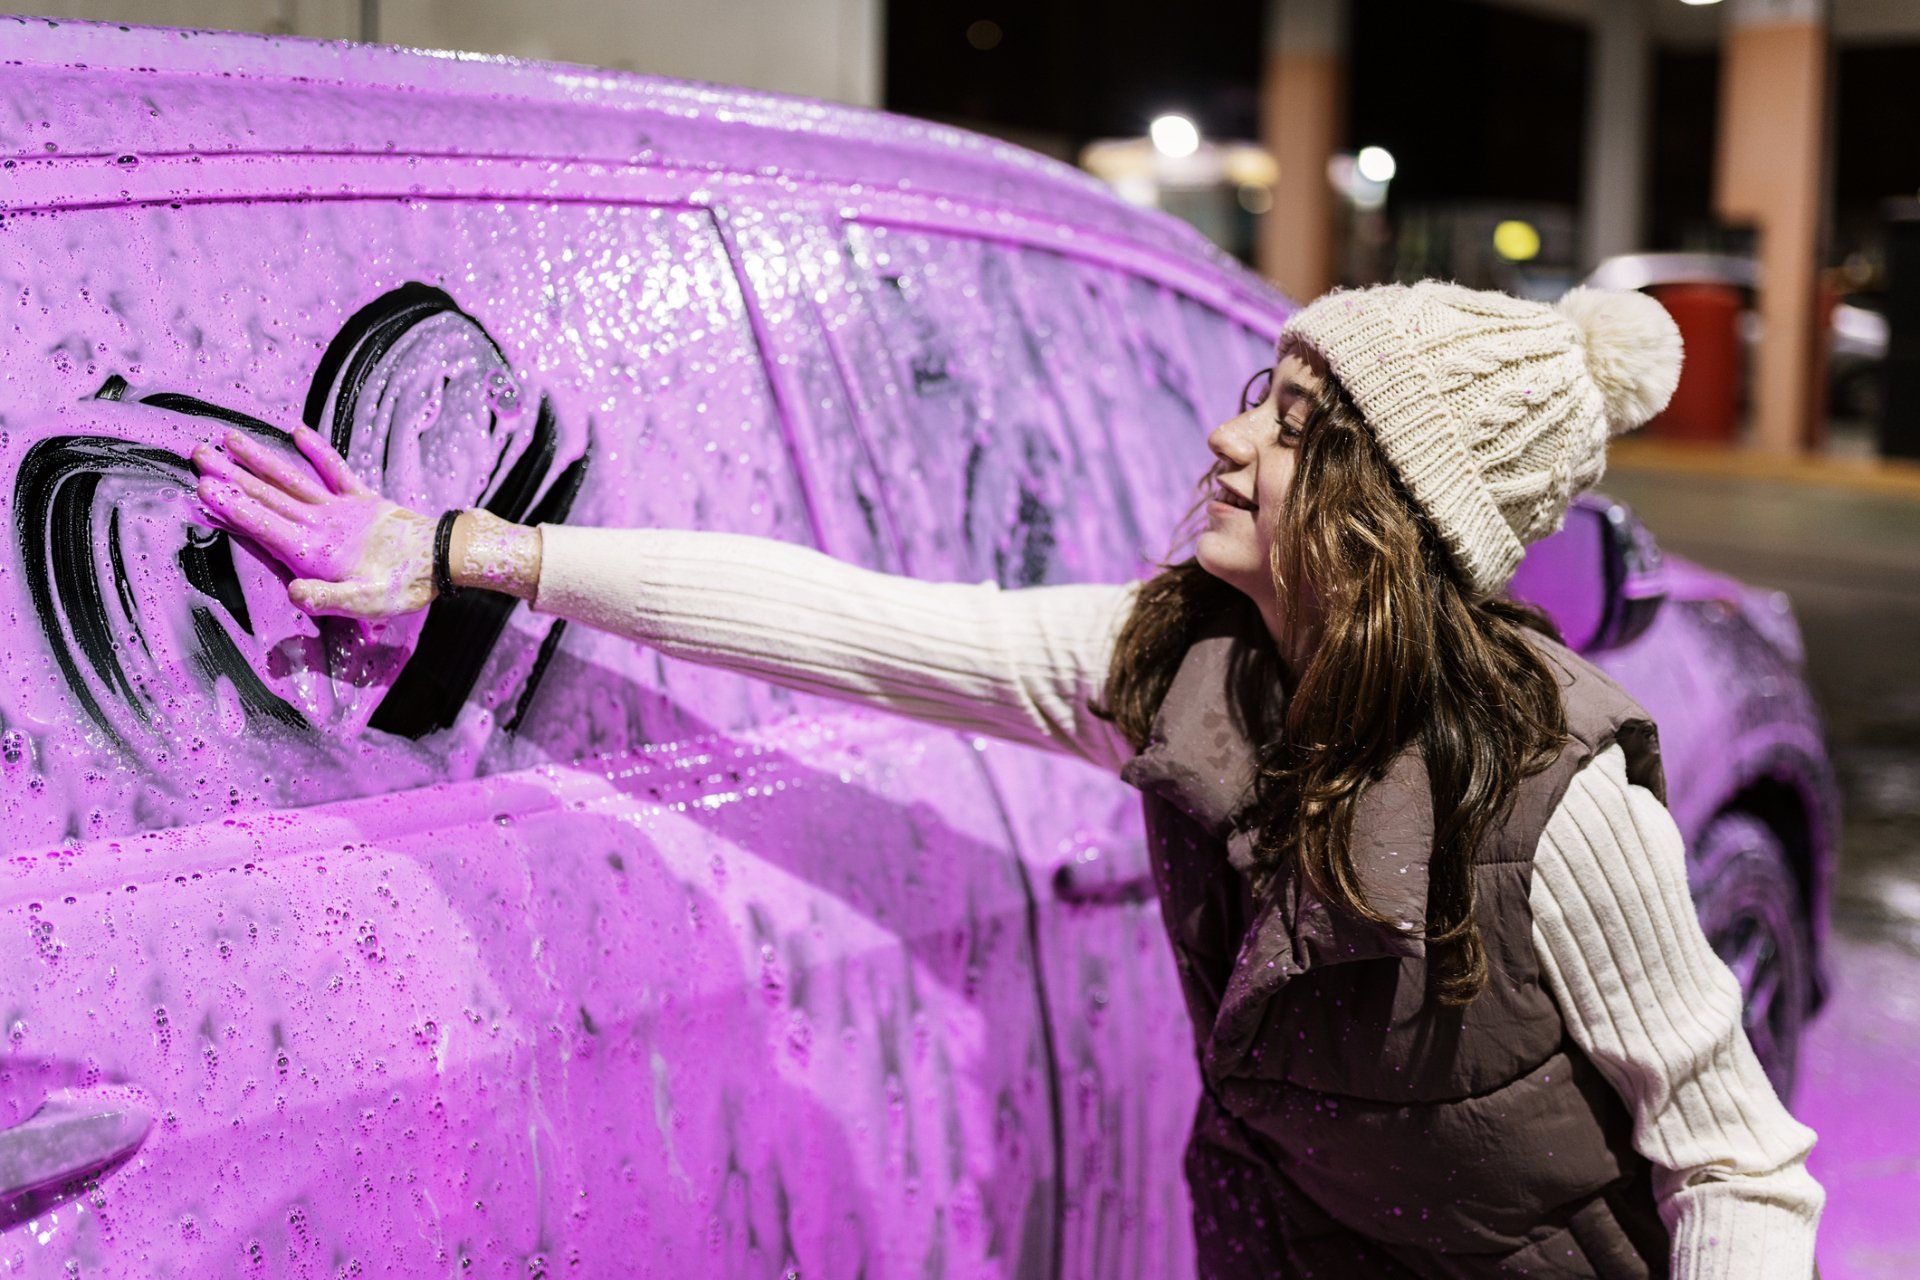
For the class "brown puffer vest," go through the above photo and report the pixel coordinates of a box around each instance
[1119,624,1673,1279]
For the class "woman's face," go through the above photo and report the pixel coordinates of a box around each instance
[1194,345,1326,611]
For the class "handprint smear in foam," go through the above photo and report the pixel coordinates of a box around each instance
[301,284,589,736]
[9,284,589,830]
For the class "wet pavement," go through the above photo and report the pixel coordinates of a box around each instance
[1602,459,1920,1279]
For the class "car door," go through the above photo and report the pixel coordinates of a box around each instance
[792,208,1287,1279]
[0,172,1057,1276]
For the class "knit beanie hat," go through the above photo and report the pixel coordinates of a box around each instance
[1280,281,1683,598]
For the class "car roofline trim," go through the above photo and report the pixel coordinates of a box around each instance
[2,152,1293,336]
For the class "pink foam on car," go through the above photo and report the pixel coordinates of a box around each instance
[0,16,1835,1278]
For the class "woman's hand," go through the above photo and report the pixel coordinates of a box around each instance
[191,425,436,619]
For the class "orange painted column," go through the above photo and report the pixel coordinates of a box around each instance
[1258,0,1347,302]
[1713,0,1830,456]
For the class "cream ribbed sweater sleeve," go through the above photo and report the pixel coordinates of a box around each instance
[1530,743,1824,1280]
[531,524,1137,773]
[531,524,1823,1275]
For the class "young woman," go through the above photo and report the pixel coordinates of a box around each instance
[192,281,1822,1278]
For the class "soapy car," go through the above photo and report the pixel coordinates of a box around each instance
[0,18,1836,1277]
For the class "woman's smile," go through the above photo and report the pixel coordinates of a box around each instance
[1208,481,1258,516]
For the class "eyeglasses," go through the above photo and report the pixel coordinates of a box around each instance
[1239,365,1275,415]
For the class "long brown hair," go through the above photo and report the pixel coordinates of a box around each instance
[1099,361,1569,1004]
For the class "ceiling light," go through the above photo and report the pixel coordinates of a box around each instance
[1149,114,1201,159]
[1355,145,1397,184]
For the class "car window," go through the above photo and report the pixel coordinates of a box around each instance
[1169,285,1288,447]
[825,224,1140,584]
[1096,271,1285,555]
[827,221,1281,587]
[0,198,818,846]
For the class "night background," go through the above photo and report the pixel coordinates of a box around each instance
[888,0,1920,278]
[6,1,1920,1274]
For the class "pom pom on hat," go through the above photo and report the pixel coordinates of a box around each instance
[1554,286,1684,435]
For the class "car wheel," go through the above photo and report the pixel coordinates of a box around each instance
[1687,811,1814,1101]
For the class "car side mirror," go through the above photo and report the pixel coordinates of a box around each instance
[1507,493,1667,654]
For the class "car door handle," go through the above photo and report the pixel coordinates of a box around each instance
[1051,860,1155,907]
[0,1088,154,1230]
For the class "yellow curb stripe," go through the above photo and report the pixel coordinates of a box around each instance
[1608,438,1920,503]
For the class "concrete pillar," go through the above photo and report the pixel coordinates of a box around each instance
[378,0,883,106]
[1582,0,1651,271]
[1258,0,1347,302]
[1714,0,1831,455]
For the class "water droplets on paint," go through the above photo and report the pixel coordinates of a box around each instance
[757,942,785,1007]
[484,368,521,413]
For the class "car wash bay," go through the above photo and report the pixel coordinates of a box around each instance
[1603,458,1920,1280]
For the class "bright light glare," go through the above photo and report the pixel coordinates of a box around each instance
[1493,220,1542,262]
[1149,114,1201,159]
[1679,0,1722,6]
[1355,145,1397,184]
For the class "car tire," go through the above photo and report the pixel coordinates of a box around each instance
[1687,811,1814,1101]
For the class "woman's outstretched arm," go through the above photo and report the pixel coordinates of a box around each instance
[526,522,1136,773]
[191,426,1137,773]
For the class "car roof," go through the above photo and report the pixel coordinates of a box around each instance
[3,15,1288,325]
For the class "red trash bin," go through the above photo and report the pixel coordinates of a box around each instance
[1646,282,1744,442]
